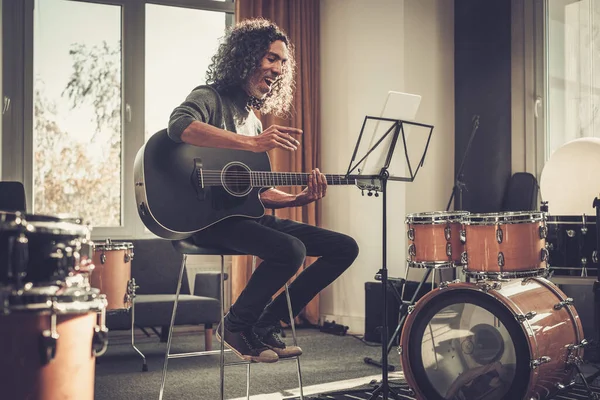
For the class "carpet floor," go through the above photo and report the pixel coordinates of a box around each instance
[94,328,388,400]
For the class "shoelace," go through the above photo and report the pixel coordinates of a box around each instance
[241,330,266,350]
[268,327,286,347]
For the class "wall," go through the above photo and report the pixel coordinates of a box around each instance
[0,0,3,178]
[454,0,512,213]
[320,0,455,334]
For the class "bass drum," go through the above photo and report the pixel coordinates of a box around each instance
[400,278,584,400]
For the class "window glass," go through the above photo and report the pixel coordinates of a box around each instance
[33,0,122,226]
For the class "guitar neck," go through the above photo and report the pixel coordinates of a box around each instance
[250,172,362,187]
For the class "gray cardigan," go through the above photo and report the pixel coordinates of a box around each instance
[167,85,262,143]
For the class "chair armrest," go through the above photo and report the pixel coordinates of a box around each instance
[193,271,229,301]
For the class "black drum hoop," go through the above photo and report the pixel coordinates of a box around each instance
[406,289,530,400]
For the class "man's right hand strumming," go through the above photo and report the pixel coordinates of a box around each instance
[251,125,302,152]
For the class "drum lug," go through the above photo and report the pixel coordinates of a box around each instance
[568,339,588,355]
[567,229,576,238]
[39,330,58,365]
[407,305,415,314]
[530,355,551,369]
[556,380,577,390]
[497,252,505,267]
[541,248,549,262]
[460,229,466,244]
[516,311,537,322]
[39,312,59,365]
[461,251,468,265]
[100,251,106,264]
[593,250,599,264]
[496,227,503,244]
[446,242,452,257]
[407,228,414,241]
[408,243,416,257]
[478,281,501,292]
[554,298,574,310]
[92,326,109,357]
[539,224,548,239]
[444,225,451,241]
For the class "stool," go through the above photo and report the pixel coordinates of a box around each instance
[158,239,305,400]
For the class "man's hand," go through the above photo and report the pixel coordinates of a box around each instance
[295,168,327,206]
[251,125,302,152]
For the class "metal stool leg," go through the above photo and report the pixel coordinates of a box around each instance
[130,287,148,372]
[159,254,187,400]
[220,255,226,400]
[284,283,304,400]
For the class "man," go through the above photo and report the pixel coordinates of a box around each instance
[167,18,359,363]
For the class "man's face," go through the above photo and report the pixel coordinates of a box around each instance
[245,40,289,99]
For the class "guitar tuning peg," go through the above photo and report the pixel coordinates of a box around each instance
[368,191,373,197]
[361,190,365,196]
[374,192,379,197]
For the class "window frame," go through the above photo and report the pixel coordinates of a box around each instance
[1,0,234,240]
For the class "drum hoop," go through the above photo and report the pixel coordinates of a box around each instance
[406,211,469,225]
[408,261,459,269]
[463,268,548,280]
[464,211,544,225]
[0,212,89,236]
[94,242,134,251]
[546,217,597,225]
[401,286,532,400]
[4,297,106,314]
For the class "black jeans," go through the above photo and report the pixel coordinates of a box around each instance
[192,214,359,331]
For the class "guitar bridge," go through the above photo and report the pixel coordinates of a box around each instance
[192,158,206,200]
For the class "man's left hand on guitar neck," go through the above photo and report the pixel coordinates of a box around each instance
[260,168,327,209]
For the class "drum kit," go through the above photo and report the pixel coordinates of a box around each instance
[0,211,141,399]
[398,209,596,400]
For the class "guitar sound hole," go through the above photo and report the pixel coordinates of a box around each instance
[222,163,252,197]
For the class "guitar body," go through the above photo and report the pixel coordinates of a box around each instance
[134,129,269,239]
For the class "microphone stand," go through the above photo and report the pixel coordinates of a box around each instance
[445,115,480,212]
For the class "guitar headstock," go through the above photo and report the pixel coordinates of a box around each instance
[355,178,382,196]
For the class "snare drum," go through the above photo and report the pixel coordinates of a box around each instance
[462,211,548,278]
[406,211,469,268]
[400,277,584,400]
[546,214,598,276]
[0,212,92,287]
[91,239,134,310]
[0,284,107,400]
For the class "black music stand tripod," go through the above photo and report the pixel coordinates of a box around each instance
[346,115,434,399]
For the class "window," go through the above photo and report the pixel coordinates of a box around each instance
[545,0,600,160]
[2,0,234,239]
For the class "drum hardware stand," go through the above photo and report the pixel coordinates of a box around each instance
[128,277,148,372]
[364,265,440,372]
[346,114,434,399]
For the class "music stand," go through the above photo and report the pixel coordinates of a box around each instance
[346,114,434,399]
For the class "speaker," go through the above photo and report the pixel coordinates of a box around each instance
[364,280,432,343]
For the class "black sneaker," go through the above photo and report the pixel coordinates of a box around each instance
[216,322,278,363]
[254,325,303,358]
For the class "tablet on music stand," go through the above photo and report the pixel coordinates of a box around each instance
[348,91,429,184]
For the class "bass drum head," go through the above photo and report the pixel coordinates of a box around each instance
[402,289,530,400]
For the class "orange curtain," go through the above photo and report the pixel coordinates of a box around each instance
[231,0,321,325]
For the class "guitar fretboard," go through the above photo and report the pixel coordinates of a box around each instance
[249,172,360,187]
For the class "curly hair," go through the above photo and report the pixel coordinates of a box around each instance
[206,18,296,117]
